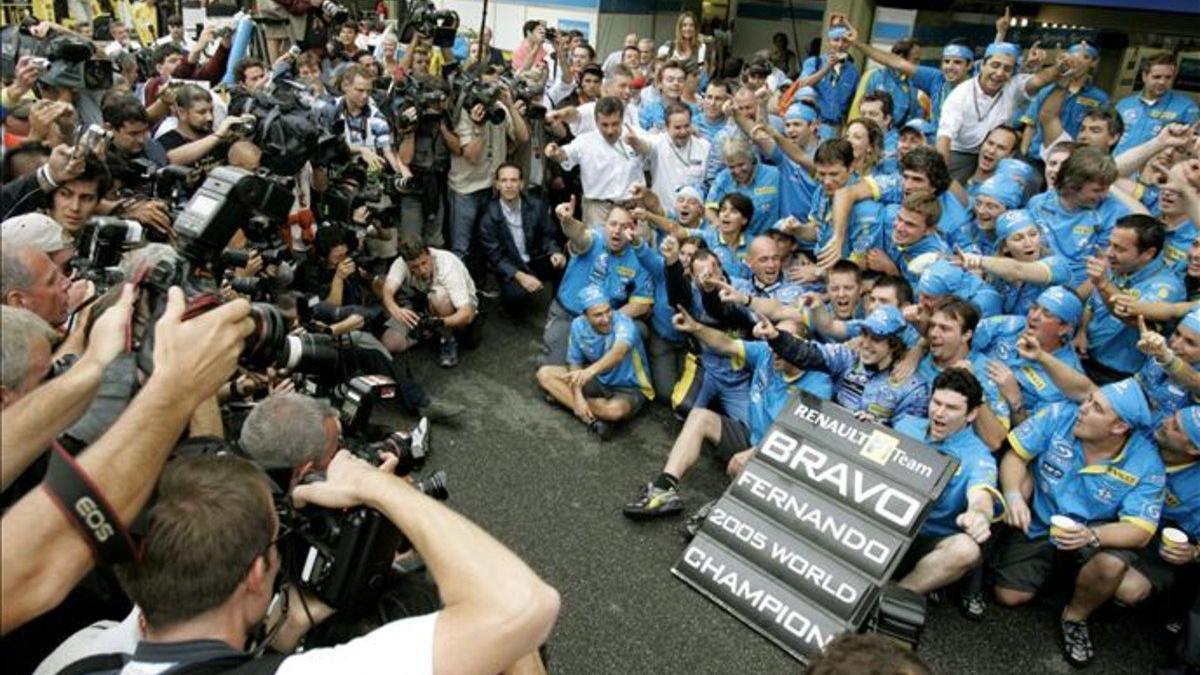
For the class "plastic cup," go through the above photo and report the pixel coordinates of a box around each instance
[1049,515,1080,542]
[1162,527,1189,550]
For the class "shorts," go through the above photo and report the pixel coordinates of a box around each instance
[1103,545,1186,595]
[707,416,751,464]
[894,534,952,579]
[994,530,1105,594]
[257,1,308,42]
[581,379,648,417]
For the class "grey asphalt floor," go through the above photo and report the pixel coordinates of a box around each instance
[390,297,1178,674]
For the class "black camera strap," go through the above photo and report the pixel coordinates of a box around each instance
[42,442,139,565]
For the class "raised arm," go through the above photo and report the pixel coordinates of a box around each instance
[818,181,876,268]
[1017,330,1096,402]
[554,195,591,252]
[673,308,740,356]
[1037,84,1067,148]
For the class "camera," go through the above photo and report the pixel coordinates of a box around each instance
[460,78,506,125]
[320,0,351,23]
[173,166,294,267]
[399,0,459,48]
[228,84,351,176]
[71,216,144,291]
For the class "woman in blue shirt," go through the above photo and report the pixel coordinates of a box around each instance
[955,209,1072,316]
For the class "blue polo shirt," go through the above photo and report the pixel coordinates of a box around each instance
[686,227,751,281]
[911,65,955,131]
[894,415,1000,537]
[640,99,702,132]
[863,67,923,127]
[801,55,859,127]
[693,113,728,146]
[995,255,1073,316]
[917,353,1011,429]
[877,203,951,287]
[1087,258,1185,374]
[866,174,975,253]
[1160,219,1197,276]
[631,242,682,344]
[1020,82,1110,161]
[1163,461,1200,538]
[878,128,900,176]
[1026,190,1132,287]
[705,118,786,187]
[556,228,656,315]
[1114,90,1200,156]
[1135,356,1200,428]
[568,311,655,399]
[765,144,819,224]
[972,315,1084,414]
[808,175,884,262]
[740,339,833,444]
[705,163,782,238]
[1008,402,1166,539]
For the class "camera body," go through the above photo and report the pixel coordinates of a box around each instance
[71,216,144,291]
[459,78,506,125]
[400,0,459,48]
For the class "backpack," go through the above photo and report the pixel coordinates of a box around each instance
[55,651,288,675]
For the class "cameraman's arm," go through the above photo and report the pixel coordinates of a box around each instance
[459,113,488,165]
[167,118,239,166]
[441,303,477,330]
[0,290,253,635]
[503,95,530,146]
[292,453,561,675]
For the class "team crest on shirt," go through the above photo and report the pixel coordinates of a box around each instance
[1041,462,1064,481]
[995,340,1015,360]
[1052,439,1074,460]
[1146,503,1162,520]
[1158,287,1171,299]
[1123,109,1137,122]
[1095,485,1115,504]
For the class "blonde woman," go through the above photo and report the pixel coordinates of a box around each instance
[658,12,707,67]
[843,117,883,176]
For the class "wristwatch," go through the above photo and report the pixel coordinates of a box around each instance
[1086,527,1101,549]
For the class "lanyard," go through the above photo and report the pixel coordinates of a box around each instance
[970,79,1003,124]
[667,138,694,166]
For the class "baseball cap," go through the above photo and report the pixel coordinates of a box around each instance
[901,118,934,136]
[995,209,1037,242]
[794,86,818,104]
[976,175,1023,210]
[785,103,818,123]
[1180,306,1200,336]
[916,258,965,298]
[859,305,906,338]
[1,214,72,252]
[1099,378,1153,432]
[578,285,609,311]
[1035,286,1083,327]
[1179,406,1200,448]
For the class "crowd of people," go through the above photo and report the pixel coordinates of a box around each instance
[0,1,1198,673]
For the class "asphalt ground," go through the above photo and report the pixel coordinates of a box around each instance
[386,295,1178,675]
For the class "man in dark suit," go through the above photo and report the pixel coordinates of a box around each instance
[479,163,566,316]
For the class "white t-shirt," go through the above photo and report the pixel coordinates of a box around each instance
[567,101,641,137]
[386,248,478,310]
[34,609,141,675]
[937,74,1033,153]
[559,130,646,201]
[646,133,710,208]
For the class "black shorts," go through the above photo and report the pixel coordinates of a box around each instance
[706,416,751,464]
[994,530,1107,594]
[581,380,648,417]
[894,534,952,579]
[1103,545,1187,595]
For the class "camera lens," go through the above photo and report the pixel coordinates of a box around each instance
[241,303,288,370]
[280,333,343,381]
[413,470,448,501]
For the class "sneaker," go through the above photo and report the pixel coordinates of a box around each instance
[417,400,465,423]
[681,500,717,540]
[439,335,459,368]
[587,420,613,441]
[623,483,683,519]
[1061,617,1094,668]
[958,591,986,621]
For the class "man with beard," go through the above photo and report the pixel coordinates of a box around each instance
[622,313,830,519]
[158,85,253,170]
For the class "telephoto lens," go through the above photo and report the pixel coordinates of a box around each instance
[413,469,448,501]
[240,303,290,370]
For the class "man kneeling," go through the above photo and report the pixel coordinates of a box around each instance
[536,285,654,440]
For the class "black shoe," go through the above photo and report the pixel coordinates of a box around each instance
[1061,617,1094,668]
[958,591,986,621]
[623,483,683,519]
[439,335,459,368]
[587,420,612,441]
[681,500,716,540]
[417,400,465,423]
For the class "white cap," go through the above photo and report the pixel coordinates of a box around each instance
[1,213,72,252]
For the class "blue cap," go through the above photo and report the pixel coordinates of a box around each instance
[785,103,818,122]
[984,42,1021,64]
[795,86,818,102]
[1179,406,1200,448]
[995,209,1037,242]
[1068,42,1099,60]
[901,118,934,136]
[1099,378,1153,432]
[674,185,703,204]
[996,158,1036,187]
[578,285,609,311]
[828,27,849,40]
[976,175,1023,209]
[942,44,974,61]
[1035,286,1083,326]
[917,258,966,297]
[1181,306,1200,336]
[860,305,906,338]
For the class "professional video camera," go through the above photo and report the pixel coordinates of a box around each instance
[319,0,351,23]
[384,76,450,133]
[34,35,115,91]
[399,0,459,48]
[458,77,506,125]
[228,82,351,176]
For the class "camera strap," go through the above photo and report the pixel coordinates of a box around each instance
[42,442,140,565]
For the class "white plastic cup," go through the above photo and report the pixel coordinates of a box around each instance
[1162,527,1189,550]
[1049,515,1081,542]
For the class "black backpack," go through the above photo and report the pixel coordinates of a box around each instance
[55,651,288,675]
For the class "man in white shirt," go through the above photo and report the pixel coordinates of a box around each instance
[545,65,640,138]
[936,42,1060,182]
[382,233,480,368]
[544,96,646,226]
[627,103,710,208]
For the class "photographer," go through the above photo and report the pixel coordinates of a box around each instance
[0,306,57,411]
[382,232,479,368]
[159,85,254,170]
[1,243,72,327]
[102,94,168,168]
[328,64,411,174]
[291,225,368,307]
[393,75,452,247]
[0,286,255,634]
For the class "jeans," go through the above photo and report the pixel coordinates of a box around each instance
[541,299,575,366]
[448,187,492,261]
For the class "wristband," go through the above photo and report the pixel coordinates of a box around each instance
[42,443,139,565]
[37,164,60,191]
[1003,490,1024,505]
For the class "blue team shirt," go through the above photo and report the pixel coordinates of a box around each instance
[973,315,1084,414]
[640,99,702,132]
[1161,219,1197,276]
[801,55,859,126]
[866,174,975,253]
[808,175,884,261]
[705,118,786,187]
[693,113,728,146]
[740,340,833,444]
[556,229,656,315]
[1020,82,1110,160]
[1009,402,1166,538]
[687,228,751,281]
[877,203,951,287]
[1026,191,1132,287]
[632,242,682,344]
[917,353,1010,429]
[567,311,655,399]
[1163,461,1200,539]
[994,255,1073,316]
[1135,354,1200,427]
[911,65,954,130]
[811,341,929,424]
[894,415,999,537]
[766,144,819,224]
[863,67,923,127]
[1087,257,1186,374]
[705,163,782,237]
[1114,90,1200,156]
[732,275,804,308]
